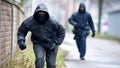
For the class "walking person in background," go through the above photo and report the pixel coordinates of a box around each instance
[17,3,65,68]
[68,2,95,60]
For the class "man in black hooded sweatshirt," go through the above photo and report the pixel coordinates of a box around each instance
[68,3,95,60]
[17,3,65,68]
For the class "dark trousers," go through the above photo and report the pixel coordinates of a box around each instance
[33,44,58,68]
[75,36,87,57]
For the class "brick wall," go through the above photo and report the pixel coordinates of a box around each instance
[0,1,24,68]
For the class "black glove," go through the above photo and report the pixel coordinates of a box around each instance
[18,40,26,50]
[92,32,95,38]
[49,43,56,50]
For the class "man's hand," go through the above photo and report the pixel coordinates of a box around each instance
[49,43,56,50]
[18,41,26,50]
[92,32,95,38]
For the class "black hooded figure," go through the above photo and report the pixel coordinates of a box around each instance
[17,3,65,68]
[68,3,95,60]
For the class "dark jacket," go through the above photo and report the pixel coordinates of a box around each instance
[68,3,95,37]
[17,4,65,46]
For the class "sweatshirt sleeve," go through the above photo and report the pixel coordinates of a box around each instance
[88,14,95,33]
[68,13,77,26]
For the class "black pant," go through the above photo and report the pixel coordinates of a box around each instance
[75,36,87,57]
[33,44,58,68]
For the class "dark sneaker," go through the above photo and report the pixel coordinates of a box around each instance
[80,57,85,60]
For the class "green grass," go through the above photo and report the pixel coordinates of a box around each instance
[7,41,66,68]
[91,33,120,42]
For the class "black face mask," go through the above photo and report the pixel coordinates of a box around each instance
[80,9,85,13]
[79,7,85,14]
[38,14,47,22]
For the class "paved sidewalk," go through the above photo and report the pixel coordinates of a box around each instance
[60,33,120,68]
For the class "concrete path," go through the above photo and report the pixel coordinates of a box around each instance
[60,33,120,68]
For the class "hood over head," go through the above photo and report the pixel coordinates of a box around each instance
[78,3,86,14]
[33,3,49,23]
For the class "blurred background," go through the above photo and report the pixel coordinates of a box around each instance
[0,0,120,68]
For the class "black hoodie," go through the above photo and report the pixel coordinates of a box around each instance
[78,3,86,14]
[33,3,49,23]
[17,4,65,46]
[68,3,95,37]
